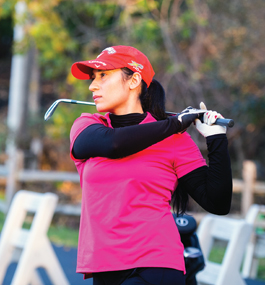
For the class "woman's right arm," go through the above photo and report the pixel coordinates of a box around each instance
[72,107,205,159]
[72,117,179,159]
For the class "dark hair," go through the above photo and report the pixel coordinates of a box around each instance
[121,67,167,120]
[171,185,189,215]
[121,67,188,215]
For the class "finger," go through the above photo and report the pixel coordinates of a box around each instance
[200,102,207,110]
[208,111,219,125]
[195,118,202,127]
[204,110,212,124]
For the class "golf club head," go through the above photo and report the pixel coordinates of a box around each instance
[44,99,97,121]
[44,100,60,121]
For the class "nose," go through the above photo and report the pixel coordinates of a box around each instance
[89,78,99,92]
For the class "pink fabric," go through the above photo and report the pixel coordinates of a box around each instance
[70,112,206,278]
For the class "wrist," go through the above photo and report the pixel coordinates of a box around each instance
[206,133,227,142]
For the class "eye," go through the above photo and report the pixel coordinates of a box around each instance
[100,72,107,78]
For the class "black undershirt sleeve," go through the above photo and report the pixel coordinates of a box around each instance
[72,116,181,159]
[178,134,232,215]
[73,114,232,215]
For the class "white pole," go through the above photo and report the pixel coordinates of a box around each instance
[6,1,27,155]
[5,1,28,207]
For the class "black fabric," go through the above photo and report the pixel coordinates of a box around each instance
[183,233,205,285]
[172,214,204,285]
[72,113,182,159]
[93,268,135,285]
[109,112,148,127]
[93,267,186,285]
[178,134,232,215]
[73,113,232,214]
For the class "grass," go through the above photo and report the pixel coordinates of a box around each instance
[47,225,79,247]
[0,211,79,248]
[208,240,227,263]
[207,239,265,281]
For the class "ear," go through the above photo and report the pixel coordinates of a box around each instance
[129,72,142,90]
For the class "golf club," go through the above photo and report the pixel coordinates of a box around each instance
[44,99,96,121]
[44,99,234,127]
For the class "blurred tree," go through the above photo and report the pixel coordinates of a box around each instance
[0,0,265,177]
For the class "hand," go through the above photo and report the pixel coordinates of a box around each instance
[195,102,226,137]
[176,106,206,133]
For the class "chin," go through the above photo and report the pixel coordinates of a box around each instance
[96,104,109,113]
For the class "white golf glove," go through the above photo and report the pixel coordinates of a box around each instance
[195,102,226,137]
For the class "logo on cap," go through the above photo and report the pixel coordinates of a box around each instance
[97,47,116,58]
[128,61,144,72]
[88,60,107,68]
[103,47,116,54]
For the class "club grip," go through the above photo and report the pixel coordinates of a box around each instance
[198,113,234,128]
[166,112,234,128]
[215,118,234,128]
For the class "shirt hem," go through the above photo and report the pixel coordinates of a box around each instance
[77,262,186,279]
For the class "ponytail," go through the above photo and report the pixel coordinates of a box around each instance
[171,185,189,215]
[140,79,167,120]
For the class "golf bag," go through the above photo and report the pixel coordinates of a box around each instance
[172,214,205,285]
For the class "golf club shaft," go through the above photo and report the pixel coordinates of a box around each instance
[44,99,234,127]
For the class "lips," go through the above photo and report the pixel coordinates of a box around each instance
[93,95,102,102]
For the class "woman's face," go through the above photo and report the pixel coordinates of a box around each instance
[89,69,136,115]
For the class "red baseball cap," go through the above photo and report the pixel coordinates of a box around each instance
[71,45,155,87]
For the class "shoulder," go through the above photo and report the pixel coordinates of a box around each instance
[70,113,109,142]
[72,112,109,129]
[77,112,109,125]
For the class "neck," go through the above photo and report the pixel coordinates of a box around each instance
[111,97,143,115]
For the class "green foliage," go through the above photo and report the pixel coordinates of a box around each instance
[0,0,16,18]
[177,9,196,39]
[131,18,160,43]
[85,2,119,28]
[1,0,265,169]
[45,104,96,139]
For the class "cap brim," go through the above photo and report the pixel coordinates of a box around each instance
[71,61,118,80]
[71,62,94,80]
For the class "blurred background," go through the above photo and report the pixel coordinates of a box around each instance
[0,0,265,270]
[0,0,265,283]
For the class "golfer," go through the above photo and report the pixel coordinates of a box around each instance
[70,45,232,285]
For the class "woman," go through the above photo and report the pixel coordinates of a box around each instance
[70,45,232,285]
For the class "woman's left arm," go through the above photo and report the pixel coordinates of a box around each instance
[178,134,232,215]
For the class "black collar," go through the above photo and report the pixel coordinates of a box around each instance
[109,113,147,127]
